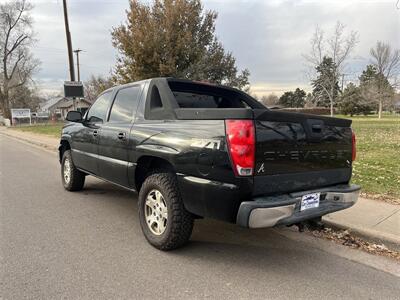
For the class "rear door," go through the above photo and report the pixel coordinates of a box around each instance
[71,90,113,174]
[97,84,143,187]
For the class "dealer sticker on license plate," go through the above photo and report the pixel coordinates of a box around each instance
[300,193,320,211]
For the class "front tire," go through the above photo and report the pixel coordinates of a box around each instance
[138,172,194,250]
[61,150,85,191]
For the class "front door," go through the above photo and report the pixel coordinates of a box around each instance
[71,123,100,173]
[71,90,113,175]
[98,84,143,187]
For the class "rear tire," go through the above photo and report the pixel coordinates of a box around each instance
[61,150,85,191]
[138,172,194,250]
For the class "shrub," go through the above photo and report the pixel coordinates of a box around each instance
[278,107,333,115]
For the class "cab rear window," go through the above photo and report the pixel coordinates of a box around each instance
[168,81,252,109]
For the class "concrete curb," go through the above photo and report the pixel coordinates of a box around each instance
[323,218,400,251]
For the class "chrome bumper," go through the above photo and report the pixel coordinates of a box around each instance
[237,184,360,228]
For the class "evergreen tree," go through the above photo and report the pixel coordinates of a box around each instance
[278,88,306,108]
[111,0,249,90]
[359,65,379,85]
[311,57,340,108]
[358,64,394,113]
[339,83,372,116]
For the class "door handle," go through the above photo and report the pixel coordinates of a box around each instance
[117,132,126,140]
[93,130,98,137]
[311,124,322,132]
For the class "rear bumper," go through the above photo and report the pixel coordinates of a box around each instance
[236,184,360,228]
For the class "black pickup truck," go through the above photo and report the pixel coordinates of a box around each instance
[60,78,360,250]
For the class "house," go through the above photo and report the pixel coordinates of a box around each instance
[44,97,91,120]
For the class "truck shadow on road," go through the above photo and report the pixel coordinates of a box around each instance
[77,178,344,276]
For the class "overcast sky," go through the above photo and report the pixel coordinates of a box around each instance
[11,0,400,97]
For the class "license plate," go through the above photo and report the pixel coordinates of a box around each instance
[300,193,320,211]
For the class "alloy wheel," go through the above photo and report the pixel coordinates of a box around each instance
[144,189,168,235]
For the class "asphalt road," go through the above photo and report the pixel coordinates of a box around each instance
[1,134,399,299]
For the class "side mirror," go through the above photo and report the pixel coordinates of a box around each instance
[87,116,103,124]
[66,111,83,122]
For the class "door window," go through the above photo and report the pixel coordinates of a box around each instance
[109,86,142,123]
[86,91,112,123]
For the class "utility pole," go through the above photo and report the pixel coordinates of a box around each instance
[62,0,75,82]
[73,49,83,81]
[62,0,76,110]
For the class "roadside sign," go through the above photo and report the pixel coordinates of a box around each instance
[64,81,84,98]
[11,108,31,125]
[11,109,31,118]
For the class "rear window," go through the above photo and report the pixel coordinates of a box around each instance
[109,85,141,123]
[168,81,252,109]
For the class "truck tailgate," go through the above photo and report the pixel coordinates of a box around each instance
[252,109,353,195]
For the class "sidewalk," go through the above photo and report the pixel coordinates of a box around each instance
[324,198,399,248]
[1,126,399,247]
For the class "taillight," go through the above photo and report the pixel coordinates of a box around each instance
[225,120,255,176]
[352,130,356,161]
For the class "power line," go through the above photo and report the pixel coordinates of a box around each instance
[34,0,128,5]
[34,45,115,56]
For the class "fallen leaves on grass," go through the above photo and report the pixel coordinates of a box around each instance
[309,227,400,261]
[360,192,400,205]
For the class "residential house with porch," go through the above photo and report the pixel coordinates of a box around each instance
[43,97,91,120]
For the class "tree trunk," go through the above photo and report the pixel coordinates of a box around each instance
[330,85,334,117]
[378,99,382,119]
[0,93,4,115]
[4,101,11,120]
[1,82,11,119]
[1,89,11,119]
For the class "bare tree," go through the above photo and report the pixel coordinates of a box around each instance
[303,22,358,116]
[260,94,279,107]
[0,0,39,119]
[84,74,114,103]
[370,41,400,118]
[304,93,316,108]
[359,82,393,115]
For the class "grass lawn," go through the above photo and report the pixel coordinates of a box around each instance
[11,123,64,138]
[344,115,400,201]
[10,114,400,200]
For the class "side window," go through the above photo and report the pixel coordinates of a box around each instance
[86,91,112,123]
[109,86,141,123]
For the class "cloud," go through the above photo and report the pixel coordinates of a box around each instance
[30,0,128,92]
[27,0,400,96]
[207,0,400,95]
